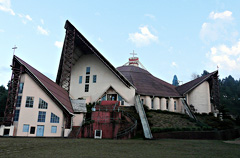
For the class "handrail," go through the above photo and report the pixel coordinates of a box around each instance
[135,95,153,139]
[84,103,138,139]
[181,98,197,121]
[116,110,138,139]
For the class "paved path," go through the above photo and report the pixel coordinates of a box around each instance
[224,138,240,145]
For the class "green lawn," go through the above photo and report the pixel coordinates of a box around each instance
[0,138,239,158]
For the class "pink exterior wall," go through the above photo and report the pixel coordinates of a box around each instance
[14,74,65,137]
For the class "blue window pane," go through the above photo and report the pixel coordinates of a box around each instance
[79,76,82,84]
[23,124,29,132]
[118,95,123,101]
[86,67,90,74]
[101,95,106,101]
[38,111,46,122]
[16,96,22,107]
[50,113,60,123]
[51,126,57,133]
[18,83,24,94]
[14,110,20,121]
[93,75,97,83]
[38,98,48,109]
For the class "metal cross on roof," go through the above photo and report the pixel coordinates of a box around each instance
[130,50,137,58]
[12,45,17,56]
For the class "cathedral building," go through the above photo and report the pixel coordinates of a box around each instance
[0,20,219,138]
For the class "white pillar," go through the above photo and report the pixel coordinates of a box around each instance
[169,98,174,112]
[145,96,151,110]
[153,97,160,110]
[160,98,166,110]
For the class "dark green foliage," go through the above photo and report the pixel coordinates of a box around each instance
[0,85,8,117]
[219,75,240,116]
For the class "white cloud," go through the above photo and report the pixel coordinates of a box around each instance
[171,62,177,67]
[209,11,232,20]
[37,26,49,35]
[41,19,44,25]
[54,41,63,48]
[18,14,32,22]
[98,37,103,42]
[207,41,240,71]
[0,29,4,32]
[25,15,32,21]
[0,0,15,15]
[144,14,155,20]
[200,10,237,43]
[129,26,158,47]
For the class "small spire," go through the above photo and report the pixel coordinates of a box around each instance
[12,45,17,56]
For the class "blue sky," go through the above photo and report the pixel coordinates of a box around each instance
[1,0,240,87]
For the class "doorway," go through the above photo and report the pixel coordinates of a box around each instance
[36,125,44,136]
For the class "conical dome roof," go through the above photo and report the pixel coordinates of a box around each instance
[117,65,182,97]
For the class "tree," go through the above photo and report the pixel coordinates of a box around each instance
[0,85,8,117]
[191,73,200,80]
[201,70,209,76]
[172,75,179,86]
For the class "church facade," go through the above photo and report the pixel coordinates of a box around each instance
[0,20,219,137]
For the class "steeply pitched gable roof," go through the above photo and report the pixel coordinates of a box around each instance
[14,56,74,114]
[117,65,182,97]
[56,20,135,89]
[176,71,218,95]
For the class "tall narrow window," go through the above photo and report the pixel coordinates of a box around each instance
[25,96,34,108]
[86,67,90,74]
[79,76,82,84]
[166,100,169,109]
[93,75,97,83]
[14,110,20,121]
[85,76,90,83]
[38,111,46,122]
[23,124,29,132]
[30,127,35,134]
[85,84,89,92]
[18,83,24,94]
[38,98,48,109]
[174,101,177,110]
[16,96,22,107]
[50,113,59,123]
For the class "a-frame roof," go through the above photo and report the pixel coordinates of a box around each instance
[14,56,74,114]
[176,70,218,95]
[56,20,135,89]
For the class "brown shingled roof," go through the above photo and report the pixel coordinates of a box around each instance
[176,71,218,95]
[14,56,74,114]
[117,65,182,97]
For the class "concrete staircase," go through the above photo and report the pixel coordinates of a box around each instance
[135,95,153,139]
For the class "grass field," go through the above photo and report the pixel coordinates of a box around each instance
[0,138,239,158]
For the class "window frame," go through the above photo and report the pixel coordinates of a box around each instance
[18,83,24,94]
[93,75,97,83]
[79,76,83,84]
[51,126,57,133]
[16,96,22,107]
[86,67,91,75]
[85,84,89,92]
[174,101,177,110]
[38,98,48,109]
[14,110,20,121]
[23,124,29,132]
[25,96,34,108]
[50,113,60,123]
[85,76,90,83]
[38,111,46,122]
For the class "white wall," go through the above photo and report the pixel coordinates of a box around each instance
[69,54,135,105]
[187,81,211,113]
[15,74,65,137]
